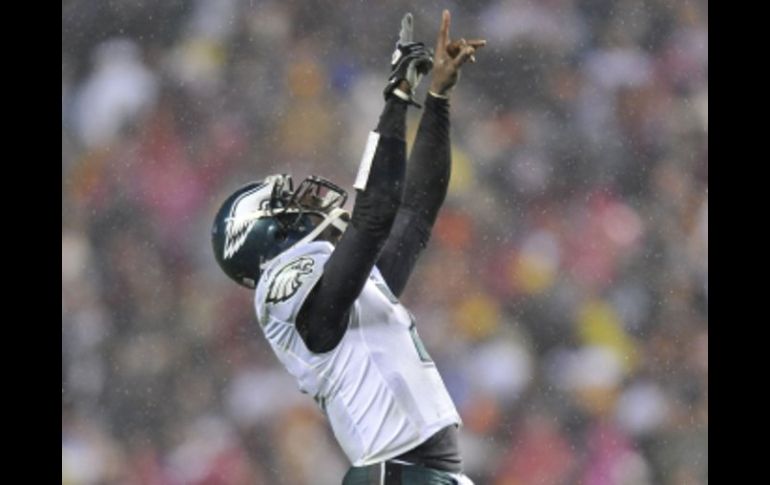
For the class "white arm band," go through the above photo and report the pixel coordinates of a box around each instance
[353,131,381,190]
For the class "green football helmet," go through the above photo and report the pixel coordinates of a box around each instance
[211,174,349,288]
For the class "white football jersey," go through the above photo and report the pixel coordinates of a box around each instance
[254,241,461,466]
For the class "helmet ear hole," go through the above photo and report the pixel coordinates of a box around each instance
[267,224,287,242]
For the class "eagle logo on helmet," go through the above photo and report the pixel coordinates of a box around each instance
[267,257,315,303]
[223,184,272,260]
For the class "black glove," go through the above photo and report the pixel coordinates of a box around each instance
[383,13,434,108]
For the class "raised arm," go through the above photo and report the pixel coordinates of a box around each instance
[377,10,486,297]
[296,16,434,353]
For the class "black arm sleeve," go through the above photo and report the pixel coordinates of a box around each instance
[377,93,451,297]
[296,98,408,353]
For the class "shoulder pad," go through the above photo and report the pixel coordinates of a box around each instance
[255,242,332,324]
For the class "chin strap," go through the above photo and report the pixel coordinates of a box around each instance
[260,207,350,270]
[296,207,349,246]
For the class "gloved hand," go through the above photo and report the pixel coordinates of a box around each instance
[383,13,434,108]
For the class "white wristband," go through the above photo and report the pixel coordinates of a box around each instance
[392,88,411,102]
[428,90,449,100]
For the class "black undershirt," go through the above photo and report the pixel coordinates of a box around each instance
[296,97,408,352]
[296,94,459,471]
[393,424,462,473]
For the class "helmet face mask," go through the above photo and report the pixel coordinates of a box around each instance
[212,174,349,288]
[291,176,348,212]
[275,176,348,233]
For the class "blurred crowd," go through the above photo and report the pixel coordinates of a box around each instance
[62,0,707,483]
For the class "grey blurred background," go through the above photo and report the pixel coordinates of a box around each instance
[62,0,707,483]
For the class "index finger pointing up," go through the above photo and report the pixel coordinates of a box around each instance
[437,10,450,52]
[400,13,414,43]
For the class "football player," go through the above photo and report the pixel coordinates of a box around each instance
[212,10,485,485]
